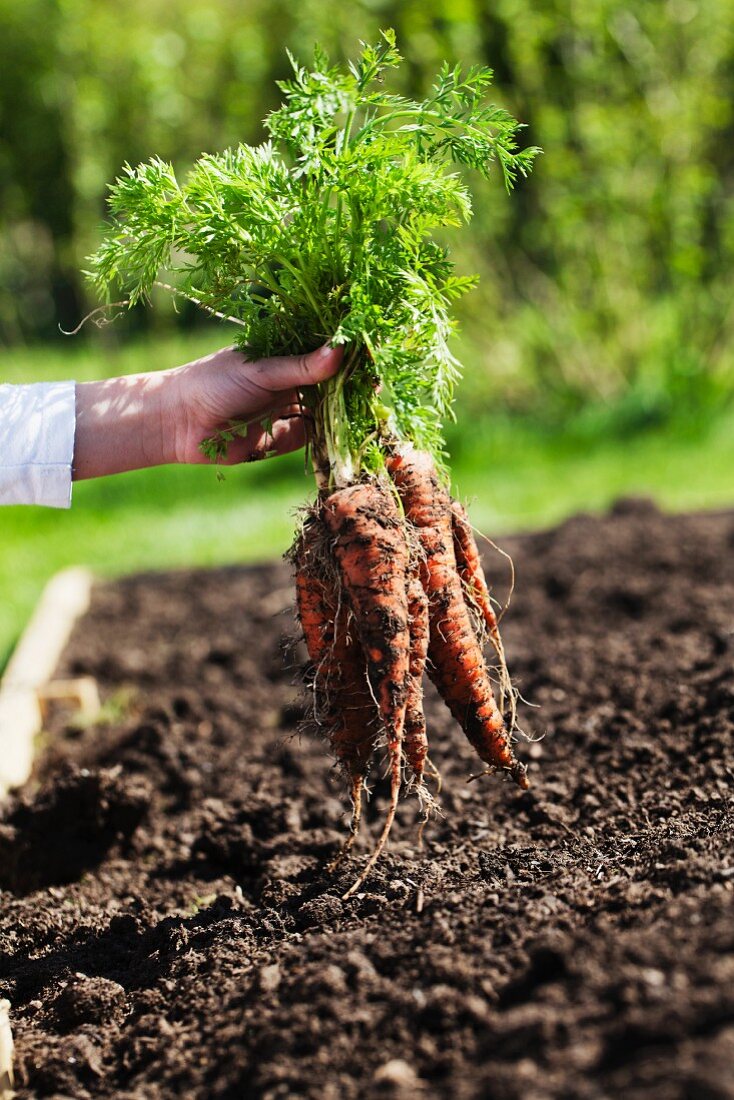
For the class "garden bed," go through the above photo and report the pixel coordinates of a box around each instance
[1,500,733,1099]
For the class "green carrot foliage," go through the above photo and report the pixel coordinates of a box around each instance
[89,30,539,481]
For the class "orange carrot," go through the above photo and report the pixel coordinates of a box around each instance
[404,563,429,790]
[294,520,376,849]
[322,479,411,894]
[325,599,380,861]
[387,446,528,789]
[294,518,334,674]
[451,499,500,638]
[451,499,516,727]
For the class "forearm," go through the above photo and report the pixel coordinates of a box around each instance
[0,344,340,506]
[73,372,177,480]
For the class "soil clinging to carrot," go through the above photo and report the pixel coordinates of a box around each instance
[1,500,733,1099]
[293,450,525,889]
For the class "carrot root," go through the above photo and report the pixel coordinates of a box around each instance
[451,499,518,731]
[321,478,412,892]
[292,513,378,833]
[342,742,402,899]
[326,775,364,873]
[404,562,430,789]
[386,445,528,790]
[293,453,529,891]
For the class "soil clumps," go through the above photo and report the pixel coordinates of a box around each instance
[1,501,732,1099]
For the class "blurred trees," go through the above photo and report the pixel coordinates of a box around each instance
[0,0,732,417]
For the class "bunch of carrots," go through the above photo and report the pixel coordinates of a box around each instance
[88,32,538,889]
[295,445,527,893]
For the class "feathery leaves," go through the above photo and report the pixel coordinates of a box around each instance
[89,29,539,482]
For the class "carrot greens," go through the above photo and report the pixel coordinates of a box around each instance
[89,29,538,487]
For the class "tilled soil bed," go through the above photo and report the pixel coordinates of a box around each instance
[1,500,733,1099]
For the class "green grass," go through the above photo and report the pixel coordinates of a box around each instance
[450,411,734,534]
[2,332,733,667]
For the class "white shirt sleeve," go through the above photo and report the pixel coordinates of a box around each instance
[0,382,76,509]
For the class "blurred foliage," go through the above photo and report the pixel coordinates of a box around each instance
[0,0,733,423]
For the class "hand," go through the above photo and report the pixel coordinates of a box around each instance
[73,344,342,480]
[168,343,342,465]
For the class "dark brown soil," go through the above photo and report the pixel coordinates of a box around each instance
[1,500,733,1099]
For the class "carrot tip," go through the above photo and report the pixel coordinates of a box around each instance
[326,777,364,874]
[511,761,530,790]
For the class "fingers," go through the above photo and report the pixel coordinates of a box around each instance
[247,343,343,396]
[251,417,306,460]
[217,413,307,466]
[224,386,302,421]
[183,343,344,429]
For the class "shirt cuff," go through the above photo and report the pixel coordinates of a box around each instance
[0,381,76,509]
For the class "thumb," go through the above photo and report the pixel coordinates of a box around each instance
[250,343,343,394]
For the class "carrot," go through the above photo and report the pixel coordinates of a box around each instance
[387,446,528,789]
[325,599,380,863]
[294,519,334,674]
[294,520,376,853]
[404,563,430,790]
[451,499,516,728]
[451,500,500,637]
[322,479,411,895]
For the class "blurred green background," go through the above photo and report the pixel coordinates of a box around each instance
[1,0,733,663]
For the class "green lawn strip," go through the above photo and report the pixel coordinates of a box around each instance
[0,462,307,668]
[450,412,734,535]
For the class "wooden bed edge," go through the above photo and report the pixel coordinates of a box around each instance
[0,567,94,799]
